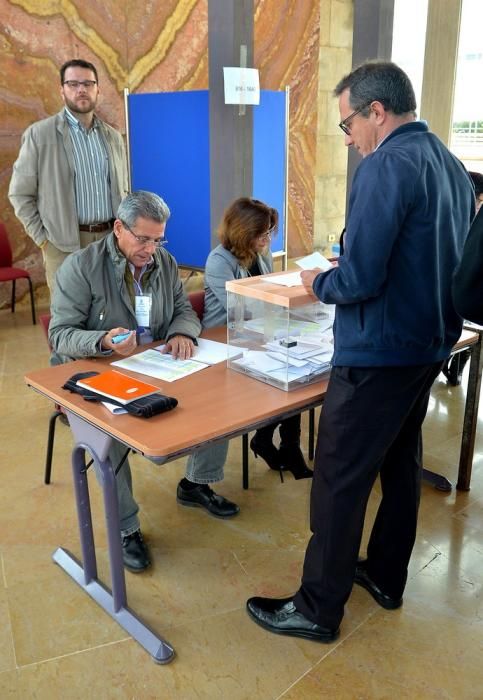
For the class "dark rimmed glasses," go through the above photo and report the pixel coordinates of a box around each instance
[63,80,98,90]
[338,103,372,136]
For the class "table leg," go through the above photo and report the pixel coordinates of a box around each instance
[53,412,175,664]
[242,433,249,490]
[308,408,315,461]
[457,330,483,491]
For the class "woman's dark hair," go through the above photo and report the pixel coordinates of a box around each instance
[219,197,278,268]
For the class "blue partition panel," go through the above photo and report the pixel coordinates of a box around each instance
[128,91,210,268]
[253,90,287,254]
[128,89,286,267]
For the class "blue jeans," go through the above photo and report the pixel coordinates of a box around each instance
[184,441,229,483]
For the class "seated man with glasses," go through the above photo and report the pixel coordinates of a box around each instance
[48,190,238,573]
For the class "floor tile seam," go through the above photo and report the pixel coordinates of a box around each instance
[231,550,250,576]
[408,550,443,580]
[451,497,483,517]
[408,547,482,584]
[14,636,132,671]
[3,578,18,671]
[0,553,6,589]
[275,609,380,699]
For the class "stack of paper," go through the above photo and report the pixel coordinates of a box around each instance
[112,349,208,382]
[111,338,246,382]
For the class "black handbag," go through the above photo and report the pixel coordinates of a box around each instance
[62,371,178,418]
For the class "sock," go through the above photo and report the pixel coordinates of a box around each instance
[180,477,199,490]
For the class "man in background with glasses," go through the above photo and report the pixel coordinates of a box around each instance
[9,58,128,295]
[247,61,475,643]
[48,190,207,573]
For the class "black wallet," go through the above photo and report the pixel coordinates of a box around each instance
[62,371,178,418]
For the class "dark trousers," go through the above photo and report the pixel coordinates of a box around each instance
[293,362,443,629]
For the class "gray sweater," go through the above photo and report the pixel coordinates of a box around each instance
[203,244,272,328]
[49,233,201,363]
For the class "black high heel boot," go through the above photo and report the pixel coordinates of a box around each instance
[250,427,285,482]
[250,434,280,471]
[278,444,313,480]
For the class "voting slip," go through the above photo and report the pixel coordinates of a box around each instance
[76,369,160,405]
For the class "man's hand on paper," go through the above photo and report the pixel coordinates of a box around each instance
[101,328,137,356]
[162,335,195,360]
[301,269,322,299]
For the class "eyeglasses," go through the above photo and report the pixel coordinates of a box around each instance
[257,226,276,242]
[121,221,168,248]
[338,103,372,135]
[63,80,97,90]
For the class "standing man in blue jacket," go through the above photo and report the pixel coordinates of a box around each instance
[246,61,475,642]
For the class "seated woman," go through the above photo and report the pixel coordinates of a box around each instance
[181,197,312,496]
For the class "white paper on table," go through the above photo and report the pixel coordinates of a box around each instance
[232,351,285,372]
[264,340,325,359]
[102,401,128,415]
[295,252,333,272]
[263,271,302,287]
[266,351,309,368]
[307,351,333,365]
[268,365,317,382]
[112,349,208,382]
[155,338,244,365]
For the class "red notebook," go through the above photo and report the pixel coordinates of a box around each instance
[77,370,160,405]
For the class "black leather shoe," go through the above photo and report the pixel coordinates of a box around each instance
[177,480,240,519]
[354,560,402,610]
[122,530,151,573]
[246,596,339,643]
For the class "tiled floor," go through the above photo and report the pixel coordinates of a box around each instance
[1,306,483,699]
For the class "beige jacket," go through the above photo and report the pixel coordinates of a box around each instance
[8,110,128,252]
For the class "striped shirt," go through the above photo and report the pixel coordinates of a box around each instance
[64,107,113,224]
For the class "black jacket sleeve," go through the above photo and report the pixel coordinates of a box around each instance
[453,208,483,324]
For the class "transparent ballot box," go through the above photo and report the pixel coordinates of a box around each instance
[225,272,334,391]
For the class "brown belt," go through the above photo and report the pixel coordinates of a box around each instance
[79,219,115,233]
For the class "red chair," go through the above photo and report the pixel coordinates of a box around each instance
[187,289,205,321]
[0,222,36,324]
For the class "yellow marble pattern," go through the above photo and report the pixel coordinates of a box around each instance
[1,0,322,310]
[2,307,483,698]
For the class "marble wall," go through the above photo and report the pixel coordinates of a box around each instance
[0,0,349,305]
[314,0,353,252]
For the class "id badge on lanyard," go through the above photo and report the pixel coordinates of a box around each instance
[135,294,151,328]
